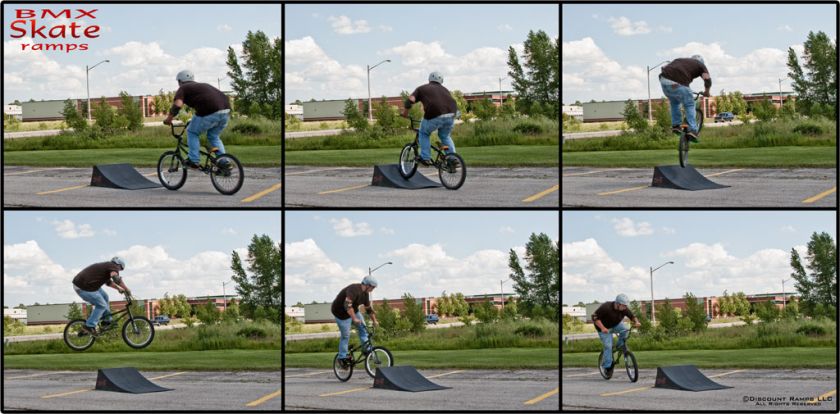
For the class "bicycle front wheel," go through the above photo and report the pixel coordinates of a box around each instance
[210,154,244,195]
[438,153,466,190]
[333,353,354,382]
[157,151,187,190]
[696,109,704,133]
[122,317,155,349]
[364,346,394,378]
[679,134,690,168]
[399,144,418,179]
[624,351,639,382]
[64,319,96,351]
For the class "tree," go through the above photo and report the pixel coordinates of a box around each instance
[226,30,282,119]
[789,232,837,319]
[373,97,401,132]
[195,301,220,325]
[508,233,560,321]
[118,91,143,130]
[231,234,282,324]
[66,302,84,320]
[786,31,837,118]
[472,98,497,120]
[451,90,468,116]
[474,300,499,324]
[752,98,777,122]
[507,30,559,118]
[92,97,116,130]
[653,100,671,131]
[342,99,367,131]
[61,99,87,131]
[622,99,647,133]
[401,294,426,333]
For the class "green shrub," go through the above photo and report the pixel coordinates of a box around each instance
[236,326,268,339]
[514,324,545,338]
[793,122,825,136]
[230,120,265,135]
[513,121,545,135]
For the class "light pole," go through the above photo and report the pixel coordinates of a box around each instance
[368,261,393,277]
[649,261,674,324]
[646,60,670,121]
[217,76,226,90]
[222,280,234,312]
[366,60,391,121]
[781,278,791,310]
[498,76,507,107]
[500,279,509,311]
[86,59,110,121]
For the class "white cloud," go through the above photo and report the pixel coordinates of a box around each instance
[52,219,95,239]
[658,25,673,33]
[499,226,515,234]
[777,24,793,32]
[217,24,232,32]
[284,239,364,301]
[379,25,393,33]
[380,227,396,235]
[562,238,648,298]
[608,16,651,36]
[222,228,238,235]
[328,15,371,35]
[661,227,677,235]
[3,241,72,305]
[611,218,653,237]
[780,225,796,233]
[330,218,373,237]
[497,23,513,32]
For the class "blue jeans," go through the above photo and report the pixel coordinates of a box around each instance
[598,323,629,369]
[187,110,229,163]
[74,286,112,328]
[660,77,698,133]
[335,313,368,359]
[418,114,456,160]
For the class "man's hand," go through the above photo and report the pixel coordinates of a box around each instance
[351,317,361,325]
[163,115,173,126]
[703,90,711,98]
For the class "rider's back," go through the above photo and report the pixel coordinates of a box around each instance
[660,58,708,87]
[174,81,231,116]
[411,82,457,120]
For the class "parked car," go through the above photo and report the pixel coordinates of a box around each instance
[425,314,439,325]
[152,315,170,326]
[714,112,736,122]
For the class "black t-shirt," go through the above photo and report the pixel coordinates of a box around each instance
[331,283,375,320]
[72,262,120,292]
[660,58,710,87]
[411,82,458,120]
[591,301,636,330]
[174,81,231,116]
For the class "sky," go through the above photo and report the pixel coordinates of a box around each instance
[3,3,281,103]
[285,211,559,306]
[3,211,281,307]
[562,3,837,103]
[562,211,836,306]
[285,4,559,103]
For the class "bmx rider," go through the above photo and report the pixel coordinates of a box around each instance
[332,276,380,366]
[404,71,459,166]
[659,55,712,142]
[592,294,640,376]
[72,257,132,336]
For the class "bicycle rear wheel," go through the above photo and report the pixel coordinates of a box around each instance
[438,153,466,190]
[210,154,244,195]
[333,353,354,382]
[64,319,96,351]
[364,346,394,378]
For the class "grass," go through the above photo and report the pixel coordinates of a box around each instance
[562,146,836,168]
[285,145,559,167]
[562,346,835,369]
[285,120,348,131]
[285,347,559,369]
[3,349,280,371]
[4,324,66,336]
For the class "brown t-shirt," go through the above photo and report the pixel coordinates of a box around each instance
[331,283,375,320]
[660,58,710,87]
[174,81,231,116]
[591,301,636,330]
[411,82,458,120]
[72,262,120,292]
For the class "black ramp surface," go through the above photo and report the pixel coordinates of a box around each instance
[654,365,733,392]
[651,165,729,190]
[91,164,161,190]
[371,164,442,189]
[95,367,172,393]
[373,366,451,392]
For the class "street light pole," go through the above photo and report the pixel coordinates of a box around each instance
[646,60,670,121]
[366,59,391,121]
[500,279,508,311]
[86,60,110,121]
[781,278,791,310]
[498,77,507,107]
[368,261,393,276]
[222,280,233,312]
[649,261,674,324]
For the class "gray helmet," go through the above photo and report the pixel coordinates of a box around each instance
[428,71,444,84]
[110,256,126,270]
[361,275,378,287]
[176,70,194,83]
[690,55,705,65]
[615,293,630,306]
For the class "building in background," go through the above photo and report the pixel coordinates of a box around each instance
[300,91,516,121]
[285,104,304,120]
[4,104,23,121]
[562,105,583,120]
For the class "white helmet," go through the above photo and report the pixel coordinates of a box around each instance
[361,275,378,287]
[110,256,126,270]
[176,70,194,83]
[428,71,444,84]
[690,55,705,65]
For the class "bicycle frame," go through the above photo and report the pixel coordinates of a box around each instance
[407,116,449,164]
[169,122,220,171]
[96,295,141,334]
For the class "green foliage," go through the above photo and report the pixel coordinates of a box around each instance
[622,100,647,133]
[230,234,282,324]
[401,294,426,334]
[226,30,282,119]
[342,98,368,131]
[653,100,672,131]
[195,301,220,325]
[786,31,837,119]
[65,302,84,320]
[509,233,560,321]
[512,120,545,135]
[451,90,468,115]
[117,92,143,131]
[3,316,25,336]
[230,119,265,135]
[458,314,474,327]
[752,98,777,122]
[507,30,559,118]
[472,98,498,120]
[61,99,87,131]
[374,299,398,336]
[284,113,302,130]
[474,300,499,324]
[236,325,267,339]
[793,121,825,135]
[373,97,402,132]
[514,324,545,338]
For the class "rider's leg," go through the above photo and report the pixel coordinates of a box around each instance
[418,118,434,161]
[614,323,629,350]
[186,114,208,164]
[205,112,229,156]
[335,317,352,359]
[356,313,369,351]
[681,87,699,134]
[99,288,112,323]
[81,288,109,328]
[436,116,456,154]
[660,77,683,129]
[597,328,615,368]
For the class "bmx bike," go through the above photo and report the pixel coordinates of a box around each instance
[676,92,705,168]
[597,327,638,382]
[63,293,155,351]
[157,121,245,195]
[398,115,466,190]
[333,322,394,381]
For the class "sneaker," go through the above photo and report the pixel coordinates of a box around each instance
[338,357,352,368]
[80,325,97,336]
[418,159,433,167]
[686,131,700,143]
[671,125,682,134]
[100,320,113,330]
[184,159,202,170]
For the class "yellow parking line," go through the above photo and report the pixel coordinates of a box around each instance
[598,185,648,196]
[522,184,559,203]
[42,388,92,399]
[151,372,186,380]
[563,169,626,177]
[241,183,282,203]
[319,387,370,397]
[246,388,282,407]
[319,184,369,195]
[286,370,331,378]
[426,370,463,379]
[286,167,348,176]
[706,168,743,177]
[601,386,654,396]
[809,390,837,403]
[6,168,64,176]
[524,387,559,405]
[37,184,89,195]
[803,186,836,204]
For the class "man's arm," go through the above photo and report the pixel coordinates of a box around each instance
[108,271,130,295]
[701,72,712,97]
[163,98,185,125]
[344,298,361,324]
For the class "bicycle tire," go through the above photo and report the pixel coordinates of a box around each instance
[438,153,466,190]
[399,144,418,179]
[121,316,155,349]
[63,319,96,351]
[679,134,690,168]
[333,353,354,382]
[157,151,187,190]
[364,346,394,378]
[210,153,244,195]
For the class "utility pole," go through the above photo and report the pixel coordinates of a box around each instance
[366,60,391,121]
[222,280,233,312]
[86,60,110,121]
[646,60,670,121]
[649,261,674,324]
